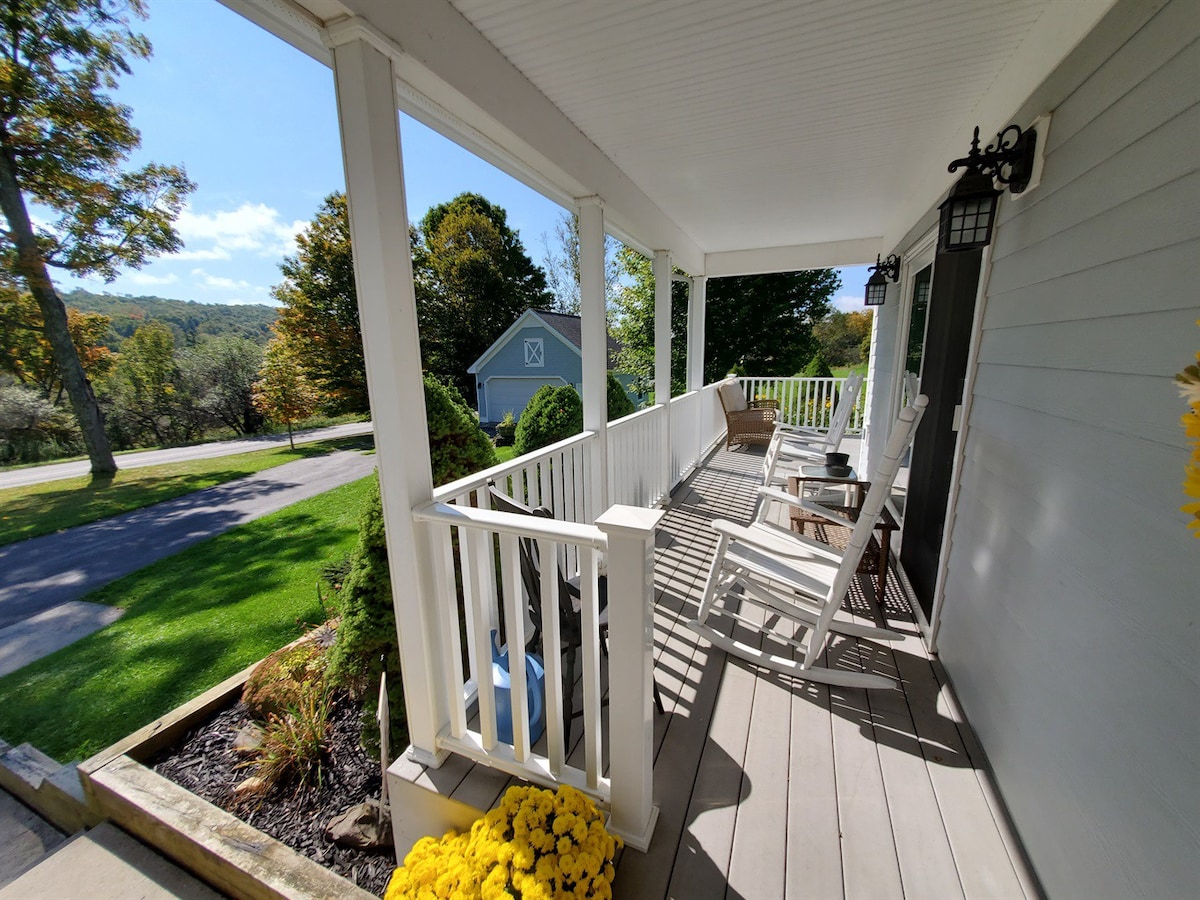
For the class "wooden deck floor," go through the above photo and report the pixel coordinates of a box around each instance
[393,444,1040,899]
[616,444,1040,900]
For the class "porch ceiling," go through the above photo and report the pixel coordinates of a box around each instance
[234,0,1117,271]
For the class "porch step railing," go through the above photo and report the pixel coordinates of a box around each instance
[738,376,866,433]
[412,499,611,799]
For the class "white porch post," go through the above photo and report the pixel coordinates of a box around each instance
[330,37,447,767]
[687,275,707,462]
[579,197,608,517]
[652,250,672,497]
[596,505,663,851]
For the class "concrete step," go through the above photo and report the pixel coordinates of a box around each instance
[0,821,222,900]
[0,744,99,834]
[0,788,67,891]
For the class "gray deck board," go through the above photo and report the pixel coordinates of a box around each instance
[393,443,1037,900]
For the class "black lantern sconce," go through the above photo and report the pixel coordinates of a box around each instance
[938,124,1037,252]
[864,254,901,306]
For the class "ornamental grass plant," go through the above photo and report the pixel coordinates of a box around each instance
[385,784,621,900]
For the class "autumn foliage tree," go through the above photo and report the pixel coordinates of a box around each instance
[0,284,115,402]
[253,335,321,448]
[0,0,194,475]
[272,193,367,415]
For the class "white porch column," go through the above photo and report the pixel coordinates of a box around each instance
[331,37,447,767]
[579,197,608,517]
[652,250,672,497]
[596,505,663,852]
[687,275,707,463]
[686,275,706,392]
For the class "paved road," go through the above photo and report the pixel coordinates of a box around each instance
[0,449,377,630]
[0,421,374,490]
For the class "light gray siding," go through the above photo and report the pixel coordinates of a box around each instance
[936,2,1200,897]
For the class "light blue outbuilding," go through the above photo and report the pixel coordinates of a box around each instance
[468,309,641,422]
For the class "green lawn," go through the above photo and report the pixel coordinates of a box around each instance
[493,445,516,464]
[0,475,374,762]
[0,435,373,548]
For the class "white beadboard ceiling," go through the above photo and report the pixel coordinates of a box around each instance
[244,0,1117,268]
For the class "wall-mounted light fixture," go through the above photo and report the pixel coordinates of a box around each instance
[938,124,1037,252]
[864,254,901,306]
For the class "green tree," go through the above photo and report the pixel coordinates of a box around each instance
[539,211,622,315]
[0,0,194,475]
[412,193,553,401]
[610,248,690,398]
[704,270,840,382]
[272,193,367,415]
[801,352,834,379]
[425,374,497,482]
[813,309,873,367]
[177,335,264,435]
[252,335,321,449]
[103,321,178,445]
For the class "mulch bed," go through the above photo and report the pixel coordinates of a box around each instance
[151,691,397,897]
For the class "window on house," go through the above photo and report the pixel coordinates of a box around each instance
[524,338,544,367]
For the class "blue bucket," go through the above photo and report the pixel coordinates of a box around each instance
[491,631,546,744]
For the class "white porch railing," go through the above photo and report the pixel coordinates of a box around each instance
[667,381,726,486]
[607,404,668,508]
[738,375,866,433]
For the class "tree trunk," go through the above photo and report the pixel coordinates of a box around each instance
[0,147,117,475]
[286,420,295,450]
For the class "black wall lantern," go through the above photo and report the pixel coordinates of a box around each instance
[938,124,1037,252]
[864,254,901,306]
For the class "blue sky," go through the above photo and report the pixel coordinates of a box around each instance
[64,0,869,313]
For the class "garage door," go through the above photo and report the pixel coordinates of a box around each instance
[485,377,566,422]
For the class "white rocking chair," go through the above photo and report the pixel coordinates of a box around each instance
[762,372,864,485]
[689,395,928,690]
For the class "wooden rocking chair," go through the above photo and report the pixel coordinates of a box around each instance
[688,395,927,690]
[717,379,778,449]
[761,372,864,486]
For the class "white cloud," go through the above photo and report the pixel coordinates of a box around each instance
[125,271,179,287]
[832,293,865,313]
[190,268,264,293]
[174,202,306,261]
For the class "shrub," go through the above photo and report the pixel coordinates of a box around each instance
[607,371,635,420]
[425,374,497,483]
[512,385,583,456]
[801,353,834,379]
[242,638,330,721]
[239,680,332,795]
[494,410,516,446]
[0,382,82,464]
[324,479,406,754]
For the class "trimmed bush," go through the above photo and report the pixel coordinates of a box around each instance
[425,374,497,484]
[607,371,635,420]
[512,384,583,456]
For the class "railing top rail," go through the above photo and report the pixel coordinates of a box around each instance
[432,430,597,502]
[608,404,664,427]
[414,500,609,550]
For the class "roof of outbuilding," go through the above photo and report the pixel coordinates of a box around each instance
[468,308,623,373]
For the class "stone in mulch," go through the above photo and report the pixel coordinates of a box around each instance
[151,693,396,897]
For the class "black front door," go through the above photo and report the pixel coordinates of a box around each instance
[900,249,983,621]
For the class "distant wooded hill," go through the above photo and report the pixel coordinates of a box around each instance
[63,289,279,350]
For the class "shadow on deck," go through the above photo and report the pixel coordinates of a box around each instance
[618,444,1040,900]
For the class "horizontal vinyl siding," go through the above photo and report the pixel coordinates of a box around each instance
[475,326,582,384]
[936,3,1200,899]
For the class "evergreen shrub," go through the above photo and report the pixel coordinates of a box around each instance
[512,385,583,456]
[607,372,635,420]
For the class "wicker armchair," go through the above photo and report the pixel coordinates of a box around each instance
[717,380,778,449]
